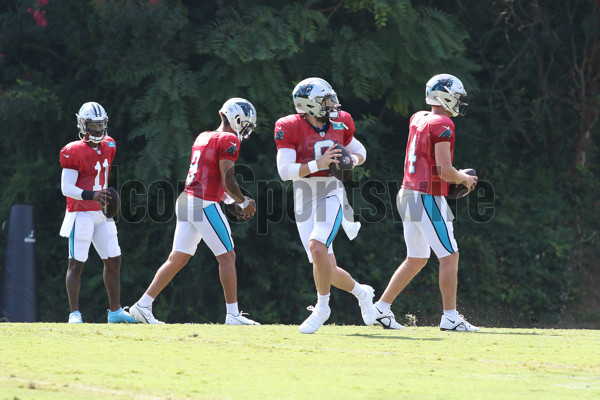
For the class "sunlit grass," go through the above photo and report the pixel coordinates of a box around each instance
[1,323,599,399]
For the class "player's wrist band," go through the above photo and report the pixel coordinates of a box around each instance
[308,160,319,173]
[351,154,360,166]
[82,190,95,201]
[239,197,250,209]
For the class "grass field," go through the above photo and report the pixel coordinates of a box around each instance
[1,323,598,399]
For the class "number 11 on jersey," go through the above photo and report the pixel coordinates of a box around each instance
[93,159,110,190]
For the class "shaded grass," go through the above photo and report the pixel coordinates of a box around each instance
[1,324,599,399]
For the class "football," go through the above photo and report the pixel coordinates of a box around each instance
[102,187,120,219]
[226,202,244,218]
[447,168,477,199]
[329,143,353,182]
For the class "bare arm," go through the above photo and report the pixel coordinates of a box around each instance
[219,159,245,203]
[219,159,256,219]
[434,142,478,188]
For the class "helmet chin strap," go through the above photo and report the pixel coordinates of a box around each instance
[80,131,104,144]
[236,128,248,142]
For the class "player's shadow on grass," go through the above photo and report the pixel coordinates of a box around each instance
[345,333,444,341]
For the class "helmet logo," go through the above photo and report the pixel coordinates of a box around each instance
[431,79,453,92]
[294,84,314,98]
[236,102,255,118]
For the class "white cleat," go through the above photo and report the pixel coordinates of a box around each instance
[225,312,260,325]
[440,314,480,332]
[299,305,331,334]
[357,284,377,325]
[374,307,405,330]
[68,311,83,324]
[127,302,165,324]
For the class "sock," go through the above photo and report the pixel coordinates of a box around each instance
[350,282,364,298]
[375,300,391,312]
[443,309,458,318]
[138,293,154,308]
[226,302,239,316]
[316,293,330,310]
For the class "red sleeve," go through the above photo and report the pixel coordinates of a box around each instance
[59,144,81,171]
[430,119,455,145]
[342,113,355,147]
[217,135,240,162]
[274,119,296,150]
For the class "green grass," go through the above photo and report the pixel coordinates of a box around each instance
[1,323,599,399]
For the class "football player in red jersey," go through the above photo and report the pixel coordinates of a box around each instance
[59,102,138,324]
[129,98,260,325]
[367,74,480,331]
[274,78,377,334]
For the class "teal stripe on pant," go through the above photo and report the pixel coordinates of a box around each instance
[421,194,454,254]
[68,223,75,258]
[326,206,343,247]
[203,204,233,252]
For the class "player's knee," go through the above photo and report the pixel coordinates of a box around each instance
[218,250,236,265]
[406,257,428,270]
[71,252,89,263]
[103,256,121,273]
[309,240,328,259]
[168,251,192,268]
[439,252,459,268]
[67,259,85,274]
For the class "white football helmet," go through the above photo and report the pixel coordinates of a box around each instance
[292,77,341,119]
[219,98,257,141]
[425,74,468,117]
[76,102,108,143]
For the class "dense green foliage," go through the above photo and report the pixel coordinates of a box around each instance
[1,0,598,327]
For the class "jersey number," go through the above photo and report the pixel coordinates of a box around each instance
[407,135,417,174]
[186,150,201,186]
[93,159,110,190]
[314,140,335,171]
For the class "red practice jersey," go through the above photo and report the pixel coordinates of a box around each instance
[402,111,455,196]
[184,131,240,202]
[274,111,355,178]
[60,136,117,212]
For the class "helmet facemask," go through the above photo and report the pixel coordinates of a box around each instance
[78,119,107,144]
[317,95,341,119]
[433,92,468,117]
[236,119,256,142]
